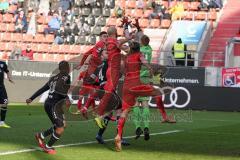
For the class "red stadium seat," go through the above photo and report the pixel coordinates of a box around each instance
[59,45,71,54]
[143,9,153,18]
[124,9,133,17]
[150,19,160,28]
[55,54,65,62]
[38,43,51,52]
[190,2,200,11]
[126,0,136,9]
[45,53,56,62]
[50,44,60,53]
[12,33,23,42]
[116,0,126,8]
[0,42,7,51]
[0,14,3,22]
[34,34,45,43]
[7,23,15,32]
[44,34,54,43]
[184,11,195,20]
[161,19,171,28]
[139,18,149,28]
[3,14,13,23]
[23,34,34,43]
[2,33,12,41]
[0,23,7,32]
[196,12,207,20]
[31,43,39,52]
[133,9,143,18]
[70,45,81,54]
[106,18,117,26]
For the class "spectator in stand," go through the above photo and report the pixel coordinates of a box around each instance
[22,44,34,60]
[38,0,50,16]
[148,0,167,24]
[44,13,61,35]
[54,26,65,44]
[0,0,9,14]
[10,42,22,60]
[15,9,28,33]
[64,22,75,44]
[50,0,60,13]
[59,0,71,11]
[172,38,187,66]
[169,1,184,20]
[162,9,172,20]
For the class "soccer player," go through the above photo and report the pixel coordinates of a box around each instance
[115,41,168,152]
[0,60,14,128]
[76,31,108,112]
[95,26,134,128]
[26,61,71,154]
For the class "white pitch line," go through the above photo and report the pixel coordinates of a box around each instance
[0,130,182,156]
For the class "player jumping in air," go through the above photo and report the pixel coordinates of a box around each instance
[26,61,71,154]
[95,26,134,128]
[0,60,14,128]
[76,31,108,113]
[115,41,170,152]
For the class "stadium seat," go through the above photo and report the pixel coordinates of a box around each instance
[87,15,95,26]
[38,25,47,33]
[77,35,86,45]
[102,8,111,17]
[139,18,149,28]
[38,44,50,52]
[33,34,45,43]
[184,11,195,20]
[31,43,39,52]
[50,44,60,53]
[196,12,207,20]
[0,23,7,32]
[87,35,96,45]
[126,0,136,9]
[106,18,117,26]
[0,14,3,22]
[125,9,133,17]
[62,45,72,54]
[150,19,160,28]
[37,16,46,24]
[0,42,7,51]
[70,45,81,54]
[160,19,171,28]
[115,0,126,8]
[3,14,13,23]
[45,53,55,62]
[133,9,144,18]
[44,34,54,43]
[23,34,34,43]
[96,17,106,26]
[7,23,15,32]
[92,26,101,35]
[82,8,91,16]
[92,8,102,17]
[55,54,65,62]
[12,33,23,42]
[2,33,12,41]
[143,9,153,18]
[190,2,200,11]
[183,2,191,10]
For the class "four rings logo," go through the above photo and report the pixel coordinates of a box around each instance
[149,86,191,108]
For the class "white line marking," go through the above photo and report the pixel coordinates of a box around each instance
[0,130,182,156]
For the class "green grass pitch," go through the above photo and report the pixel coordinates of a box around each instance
[0,104,240,160]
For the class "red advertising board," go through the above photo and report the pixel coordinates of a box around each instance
[222,67,240,87]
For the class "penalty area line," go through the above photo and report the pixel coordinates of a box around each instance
[0,130,182,156]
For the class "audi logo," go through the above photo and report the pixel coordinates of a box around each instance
[149,86,191,108]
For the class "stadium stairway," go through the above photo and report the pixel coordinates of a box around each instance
[201,0,240,67]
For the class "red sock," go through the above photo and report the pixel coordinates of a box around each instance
[117,117,126,138]
[77,98,82,111]
[156,96,167,120]
[84,97,94,109]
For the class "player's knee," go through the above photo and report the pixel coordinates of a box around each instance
[55,127,65,135]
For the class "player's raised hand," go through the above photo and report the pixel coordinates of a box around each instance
[26,99,32,105]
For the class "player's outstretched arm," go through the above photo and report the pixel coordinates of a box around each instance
[26,82,50,104]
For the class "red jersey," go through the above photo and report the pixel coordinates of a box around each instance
[106,37,121,66]
[22,50,34,60]
[79,41,105,66]
[78,71,87,80]
[124,52,142,81]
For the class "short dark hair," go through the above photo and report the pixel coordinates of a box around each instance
[59,61,69,72]
[100,31,107,36]
[130,41,140,53]
[141,35,150,46]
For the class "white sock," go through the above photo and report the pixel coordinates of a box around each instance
[0,121,4,125]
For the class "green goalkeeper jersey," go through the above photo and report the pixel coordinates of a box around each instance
[140,45,152,77]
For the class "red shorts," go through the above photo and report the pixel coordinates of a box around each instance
[122,78,159,110]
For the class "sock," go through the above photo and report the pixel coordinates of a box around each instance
[156,96,167,120]
[47,131,61,147]
[142,107,150,129]
[133,107,141,129]
[98,116,109,136]
[0,106,7,122]
[77,98,82,111]
[117,117,126,138]
[41,127,54,139]
[84,96,95,110]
